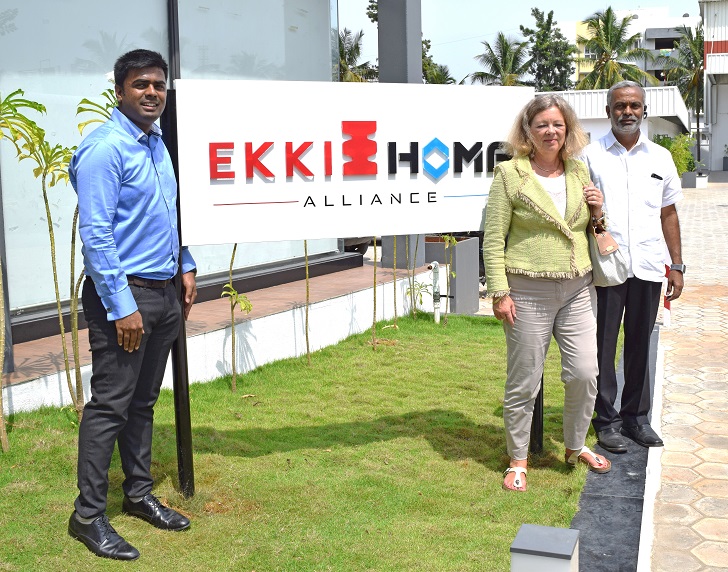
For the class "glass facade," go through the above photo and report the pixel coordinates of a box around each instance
[0,0,338,317]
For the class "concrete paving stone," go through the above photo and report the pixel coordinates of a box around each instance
[695,380,728,391]
[665,402,702,415]
[661,466,701,484]
[695,448,728,464]
[663,412,703,425]
[653,523,703,550]
[664,392,702,404]
[672,347,702,356]
[696,372,728,382]
[693,497,728,518]
[663,435,701,452]
[694,479,728,499]
[662,451,702,468]
[696,421,728,435]
[653,501,702,525]
[667,374,702,385]
[695,434,728,449]
[664,424,702,439]
[695,361,728,369]
[695,391,727,401]
[665,384,703,395]
[697,366,728,374]
[658,483,702,504]
[652,548,702,572]
[693,518,728,542]
[695,409,728,423]
[670,358,708,367]
[694,462,728,480]
[691,541,728,568]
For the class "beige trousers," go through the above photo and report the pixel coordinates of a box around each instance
[502,273,598,460]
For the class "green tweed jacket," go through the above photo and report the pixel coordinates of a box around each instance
[483,155,593,298]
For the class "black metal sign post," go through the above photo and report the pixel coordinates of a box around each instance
[529,375,544,454]
[161,88,195,498]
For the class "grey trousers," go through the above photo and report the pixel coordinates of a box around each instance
[75,278,181,518]
[502,273,598,460]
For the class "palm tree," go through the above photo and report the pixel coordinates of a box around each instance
[576,7,657,89]
[426,64,456,85]
[663,24,704,161]
[338,28,377,82]
[470,32,530,86]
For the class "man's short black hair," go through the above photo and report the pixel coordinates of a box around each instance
[114,49,168,87]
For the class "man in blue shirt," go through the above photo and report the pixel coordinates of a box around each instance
[67,49,197,561]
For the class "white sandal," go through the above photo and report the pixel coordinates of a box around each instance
[502,467,527,491]
[566,446,611,474]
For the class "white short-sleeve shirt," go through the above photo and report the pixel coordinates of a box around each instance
[582,131,683,283]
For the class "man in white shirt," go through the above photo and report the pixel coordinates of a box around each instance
[582,81,684,453]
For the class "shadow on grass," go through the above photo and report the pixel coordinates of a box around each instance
[150,405,574,490]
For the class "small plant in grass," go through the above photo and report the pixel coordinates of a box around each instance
[371,236,379,349]
[405,235,422,319]
[221,244,252,391]
[405,279,431,312]
[383,236,399,331]
[0,89,44,451]
[391,236,399,328]
[304,239,311,364]
[0,85,117,426]
[68,85,120,408]
[18,134,81,418]
[441,234,457,324]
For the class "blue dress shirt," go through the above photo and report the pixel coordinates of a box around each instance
[70,108,196,321]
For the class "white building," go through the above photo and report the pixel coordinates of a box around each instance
[543,86,690,143]
[700,0,728,171]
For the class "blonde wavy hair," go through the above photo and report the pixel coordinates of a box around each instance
[503,95,588,161]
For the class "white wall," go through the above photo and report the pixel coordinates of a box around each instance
[3,268,449,415]
[708,83,728,171]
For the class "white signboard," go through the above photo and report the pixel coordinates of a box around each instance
[175,80,534,246]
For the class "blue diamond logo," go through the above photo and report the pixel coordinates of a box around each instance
[423,138,449,180]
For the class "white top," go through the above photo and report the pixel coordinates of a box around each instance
[582,131,683,282]
[534,173,567,218]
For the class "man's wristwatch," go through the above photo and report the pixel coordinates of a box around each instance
[670,263,686,274]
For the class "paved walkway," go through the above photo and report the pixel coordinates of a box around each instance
[649,178,728,571]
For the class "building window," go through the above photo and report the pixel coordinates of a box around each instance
[654,38,676,50]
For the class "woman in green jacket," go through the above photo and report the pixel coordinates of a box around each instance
[483,95,611,492]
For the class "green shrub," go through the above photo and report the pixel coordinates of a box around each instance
[653,134,672,151]
[652,133,695,176]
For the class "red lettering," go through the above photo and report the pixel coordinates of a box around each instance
[209,142,235,180]
[324,141,332,176]
[285,142,313,177]
[342,121,377,176]
[245,142,274,179]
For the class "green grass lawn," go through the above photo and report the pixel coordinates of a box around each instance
[0,313,599,571]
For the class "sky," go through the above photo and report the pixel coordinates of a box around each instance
[337,0,701,83]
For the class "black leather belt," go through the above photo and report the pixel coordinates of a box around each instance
[127,275,172,289]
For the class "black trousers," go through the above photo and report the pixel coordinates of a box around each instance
[592,277,662,433]
[75,278,181,518]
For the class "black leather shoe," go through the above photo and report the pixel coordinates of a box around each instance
[621,424,664,448]
[597,427,629,453]
[122,493,190,531]
[68,512,139,560]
